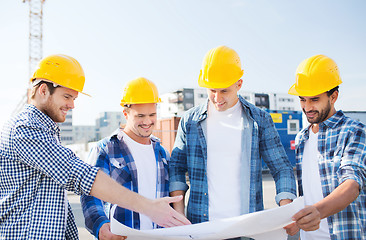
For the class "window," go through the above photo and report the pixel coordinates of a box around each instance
[287,119,300,135]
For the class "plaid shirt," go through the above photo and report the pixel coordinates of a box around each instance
[80,130,169,238]
[0,104,98,240]
[296,110,366,239]
[169,96,296,224]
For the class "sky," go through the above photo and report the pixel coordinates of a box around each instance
[1,0,366,127]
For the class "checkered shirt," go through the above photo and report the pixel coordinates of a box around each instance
[0,104,99,239]
[295,110,366,239]
[80,129,169,238]
[169,96,296,224]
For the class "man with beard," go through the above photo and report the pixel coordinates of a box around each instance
[284,54,366,239]
[81,77,172,240]
[0,56,189,239]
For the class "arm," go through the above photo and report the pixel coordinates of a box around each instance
[292,179,360,231]
[90,170,190,227]
[259,113,297,203]
[292,123,365,232]
[14,125,99,195]
[170,190,186,215]
[81,144,119,239]
[15,126,190,228]
[169,117,190,212]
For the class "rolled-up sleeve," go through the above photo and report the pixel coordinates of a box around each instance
[169,117,189,193]
[338,126,366,190]
[259,113,297,203]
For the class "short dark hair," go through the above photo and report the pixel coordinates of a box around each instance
[30,81,59,99]
[326,86,339,97]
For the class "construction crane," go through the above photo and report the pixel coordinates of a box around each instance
[23,0,46,77]
[13,0,45,115]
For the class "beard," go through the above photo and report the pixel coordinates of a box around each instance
[42,96,67,123]
[303,101,331,124]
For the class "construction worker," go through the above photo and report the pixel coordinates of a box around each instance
[81,77,173,240]
[169,46,297,239]
[0,55,190,239]
[284,55,366,239]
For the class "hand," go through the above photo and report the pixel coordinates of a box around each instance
[98,222,126,240]
[292,205,321,231]
[283,222,299,236]
[279,198,293,206]
[145,195,191,228]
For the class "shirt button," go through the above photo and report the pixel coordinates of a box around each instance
[204,193,207,195]
[203,214,206,216]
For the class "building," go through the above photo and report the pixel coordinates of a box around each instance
[159,88,207,118]
[73,125,96,143]
[58,110,73,145]
[343,111,366,125]
[95,111,126,140]
[159,88,300,118]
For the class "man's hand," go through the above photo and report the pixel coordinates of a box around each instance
[98,222,126,240]
[283,222,300,236]
[170,190,186,216]
[145,195,191,228]
[279,198,293,206]
[292,205,321,231]
[279,198,299,236]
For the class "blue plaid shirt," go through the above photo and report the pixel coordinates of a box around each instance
[295,110,366,239]
[169,96,296,224]
[0,104,99,239]
[81,130,169,238]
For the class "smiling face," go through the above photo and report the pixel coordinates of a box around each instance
[123,103,157,144]
[34,83,78,123]
[299,91,338,124]
[207,79,242,111]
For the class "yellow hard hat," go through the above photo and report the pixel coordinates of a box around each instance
[120,77,161,106]
[31,54,89,96]
[288,54,342,96]
[198,45,244,89]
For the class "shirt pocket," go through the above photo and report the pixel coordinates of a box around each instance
[110,157,132,184]
[110,157,126,169]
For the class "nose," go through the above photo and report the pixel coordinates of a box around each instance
[302,101,313,112]
[214,92,223,103]
[68,99,75,110]
[143,117,153,126]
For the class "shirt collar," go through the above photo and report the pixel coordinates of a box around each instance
[198,95,251,122]
[197,99,209,122]
[319,110,344,130]
[25,104,59,132]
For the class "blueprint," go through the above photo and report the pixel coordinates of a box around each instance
[110,197,304,240]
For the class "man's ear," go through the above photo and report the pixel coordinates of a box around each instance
[123,109,128,120]
[330,90,338,104]
[236,79,243,90]
[37,83,49,97]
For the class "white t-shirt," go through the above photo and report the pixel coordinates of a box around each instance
[207,100,243,220]
[301,129,331,240]
[122,132,157,230]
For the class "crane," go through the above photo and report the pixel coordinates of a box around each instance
[13,0,45,115]
[23,0,46,77]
